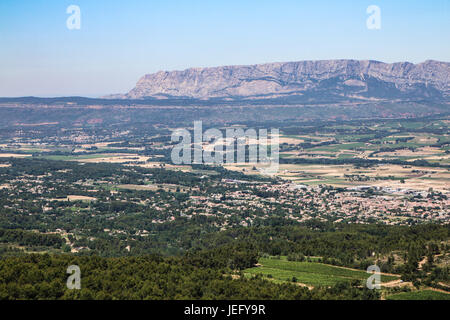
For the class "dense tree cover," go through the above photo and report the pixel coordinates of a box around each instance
[0,229,63,249]
[194,222,449,258]
[0,253,380,300]
[4,218,446,300]
[187,221,450,281]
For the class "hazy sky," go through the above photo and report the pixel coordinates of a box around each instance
[0,0,449,97]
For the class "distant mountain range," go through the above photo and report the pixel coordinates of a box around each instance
[1,60,449,123]
[108,59,450,103]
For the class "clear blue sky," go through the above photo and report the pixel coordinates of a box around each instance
[0,0,449,97]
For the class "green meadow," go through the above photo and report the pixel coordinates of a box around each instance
[244,257,399,287]
[386,290,450,300]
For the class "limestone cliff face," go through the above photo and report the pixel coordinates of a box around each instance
[122,60,450,101]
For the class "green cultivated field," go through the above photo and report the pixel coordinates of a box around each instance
[244,257,399,287]
[40,154,117,161]
[386,290,450,300]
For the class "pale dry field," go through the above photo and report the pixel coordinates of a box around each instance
[278,137,305,144]
[225,163,450,192]
[138,162,193,172]
[0,153,32,158]
[412,136,439,144]
[67,195,97,201]
[117,184,159,191]
[79,154,150,164]
[14,122,59,126]
[375,146,445,158]
[117,183,182,192]
[49,195,97,202]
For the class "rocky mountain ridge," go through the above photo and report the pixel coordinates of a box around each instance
[117,59,450,102]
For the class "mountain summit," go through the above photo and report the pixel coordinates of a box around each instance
[119,60,450,102]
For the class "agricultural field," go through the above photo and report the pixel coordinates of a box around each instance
[386,290,450,300]
[224,117,450,193]
[1,117,449,194]
[244,257,399,287]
